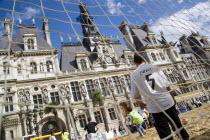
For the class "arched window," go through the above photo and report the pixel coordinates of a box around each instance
[159,53,165,60]
[46,61,53,72]
[3,62,9,74]
[30,62,37,74]
[151,53,157,61]
[174,50,178,57]
[17,64,22,74]
[40,63,44,72]
[80,59,87,70]
[27,39,34,50]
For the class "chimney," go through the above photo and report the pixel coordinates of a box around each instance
[4,18,11,39]
[42,17,52,47]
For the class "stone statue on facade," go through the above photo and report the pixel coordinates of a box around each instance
[79,81,87,98]
[41,88,49,104]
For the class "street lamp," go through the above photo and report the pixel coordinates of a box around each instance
[26,108,44,135]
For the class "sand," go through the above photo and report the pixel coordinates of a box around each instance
[110,103,210,140]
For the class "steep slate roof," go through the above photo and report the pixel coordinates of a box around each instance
[0,35,9,50]
[130,28,149,46]
[10,26,51,51]
[60,41,126,71]
[60,43,97,71]
[112,42,126,58]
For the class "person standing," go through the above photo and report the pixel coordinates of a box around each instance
[84,118,98,140]
[130,54,189,140]
[61,128,70,140]
[49,131,57,140]
[127,107,146,137]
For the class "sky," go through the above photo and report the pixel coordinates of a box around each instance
[0,0,210,57]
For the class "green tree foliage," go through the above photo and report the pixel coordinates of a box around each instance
[92,90,104,107]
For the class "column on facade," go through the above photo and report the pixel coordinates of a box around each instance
[119,75,134,109]
[78,81,91,119]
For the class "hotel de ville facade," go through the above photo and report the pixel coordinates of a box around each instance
[0,3,210,140]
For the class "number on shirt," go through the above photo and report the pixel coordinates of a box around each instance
[146,74,155,90]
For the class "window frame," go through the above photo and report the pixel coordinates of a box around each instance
[33,94,43,108]
[108,108,117,120]
[70,81,82,102]
[94,111,103,124]
[78,114,87,128]
[112,76,123,94]
[5,96,13,112]
[50,92,60,104]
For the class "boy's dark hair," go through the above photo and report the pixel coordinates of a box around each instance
[134,53,145,64]
[127,107,133,112]
[88,117,91,122]
[51,131,55,135]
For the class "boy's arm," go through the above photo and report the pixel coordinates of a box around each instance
[167,86,176,104]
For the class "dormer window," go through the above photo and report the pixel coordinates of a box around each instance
[151,53,157,61]
[127,55,133,65]
[160,53,165,60]
[30,62,37,74]
[46,61,53,72]
[152,37,157,44]
[3,62,9,74]
[80,59,87,70]
[27,39,34,50]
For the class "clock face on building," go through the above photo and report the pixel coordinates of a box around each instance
[105,56,112,64]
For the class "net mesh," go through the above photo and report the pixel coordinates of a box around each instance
[0,0,210,140]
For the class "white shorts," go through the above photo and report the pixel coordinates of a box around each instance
[87,133,97,140]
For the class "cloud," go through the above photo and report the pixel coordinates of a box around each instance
[128,8,135,13]
[106,0,125,15]
[20,7,41,20]
[178,0,184,4]
[138,0,146,4]
[150,1,210,42]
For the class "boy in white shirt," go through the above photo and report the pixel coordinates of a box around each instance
[130,54,189,140]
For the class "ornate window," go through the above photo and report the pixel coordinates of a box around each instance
[3,62,9,74]
[70,81,82,102]
[124,74,131,91]
[46,61,53,72]
[100,78,110,96]
[127,55,133,65]
[5,97,13,112]
[85,80,95,99]
[33,94,43,108]
[78,114,87,128]
[151,53,157,61]
[27,39,34,50]
[108,108,117,120]
[30,62,37,74]
[80,59,87,70]
[152,37,157,44]
[50,92,60,104]
[160,53,165,60]
[94,111,103,123]
[40,63,44,72]
[17,64,22,74]
[112,76,123,94]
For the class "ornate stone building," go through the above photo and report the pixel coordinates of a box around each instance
[0,2,210,140]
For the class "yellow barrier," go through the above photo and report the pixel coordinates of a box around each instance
[32,132,61,140]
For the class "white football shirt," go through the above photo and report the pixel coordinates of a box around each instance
[130,64,174,113]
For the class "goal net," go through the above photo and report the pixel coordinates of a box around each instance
[0,0,210,140]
